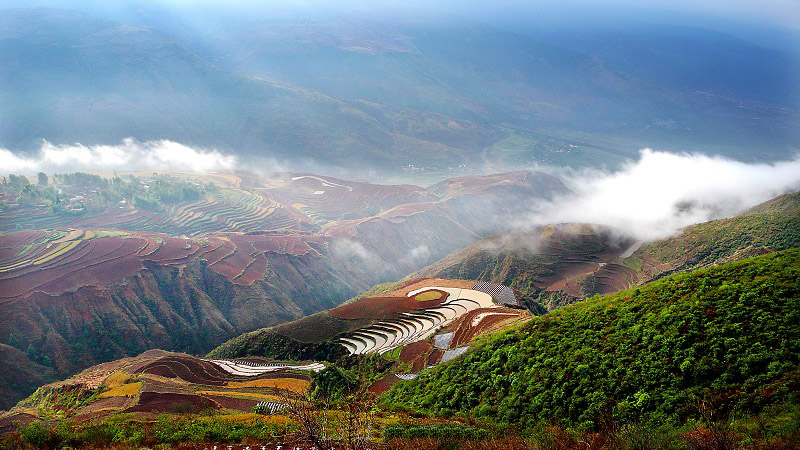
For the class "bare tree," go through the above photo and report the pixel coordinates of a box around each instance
[276,386,376,450]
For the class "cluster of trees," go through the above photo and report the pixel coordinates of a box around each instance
[383,250,800,431]
[7,333,53,367]
[3,414,290,449]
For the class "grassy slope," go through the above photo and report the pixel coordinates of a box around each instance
[409,192,800,309]
[409,225,627,310]
[629,191,800,277]
[383,249,800,430]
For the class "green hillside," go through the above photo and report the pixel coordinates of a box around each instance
[383,249,800,430]
[630,191,800,277]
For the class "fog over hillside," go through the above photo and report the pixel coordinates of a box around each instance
[519,150,800,240]
[4,137,800,241]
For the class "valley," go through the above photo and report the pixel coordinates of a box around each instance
[0,169,566,409]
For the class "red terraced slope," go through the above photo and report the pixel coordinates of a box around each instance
[5,350,313,421]
[0,230,330,303]
[329,290,449,320]
[0,228,374,410]
[409,224,639,308]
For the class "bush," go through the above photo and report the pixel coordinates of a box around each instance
[20,421,54,448]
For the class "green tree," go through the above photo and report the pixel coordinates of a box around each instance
[37,172,48,185]
[311,365,359,401]
[8,332,19,349]
[25,344,37,360]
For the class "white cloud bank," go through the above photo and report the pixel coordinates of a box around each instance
[520,149,800,241]
[0,138,237,173]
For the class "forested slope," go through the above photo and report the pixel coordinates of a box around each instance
[384,249,800,430]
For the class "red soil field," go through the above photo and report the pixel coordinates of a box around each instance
[135,237,162,256]
[329,290,448,320]
[126,391,219,414]
[399,340,434,373]
[593,263,639,294]
[0,240,93,281]
[0,228,330,300]
[450,308,523,347]
[427,348,444,366]
[142,237,197,263]
[0,230,45,248]
[233,253,269,286]
[73,396,133,417]
[134,356,242,386]
[201,394,259,412]
[209,248,255,280]
[226,234,259,255]
[0,238,146,300]
[367,374,402,395]
[199,237,235,265]
[70,209,154,228]
[248,234,317,256]
[194,237,224,260]
[380,202,438,220]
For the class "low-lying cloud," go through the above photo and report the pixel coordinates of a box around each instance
[0,138,237,173]
[520,149,800,241]
[332,239,378,262]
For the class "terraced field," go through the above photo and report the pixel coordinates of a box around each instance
[410,224,641,307]
[2,350,317,422]
[269,173,435,224]
[0,206,70,233]
[69,190,304,236]
[0,228,327,301]
[0,170,576,409]
[361,286,529,394]
[337,286,496,355]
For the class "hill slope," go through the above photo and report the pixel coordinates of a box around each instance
[411,191,800,309]
[629,191,800,278]
[383,249,800,429]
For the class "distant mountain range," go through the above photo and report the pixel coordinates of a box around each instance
[1,7,798,168]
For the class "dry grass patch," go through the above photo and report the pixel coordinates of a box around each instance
[99,381,142,398]
[205,413,293,426]
[102,371,130,389]
[413,290,443,302]
[225,378,309,393]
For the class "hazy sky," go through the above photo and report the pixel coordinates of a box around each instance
[1,0,798,29]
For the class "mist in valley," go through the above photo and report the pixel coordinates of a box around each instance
[4,136,800,246]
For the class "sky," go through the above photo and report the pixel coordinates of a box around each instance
[0,0,796,57]
[1,0,798,31]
